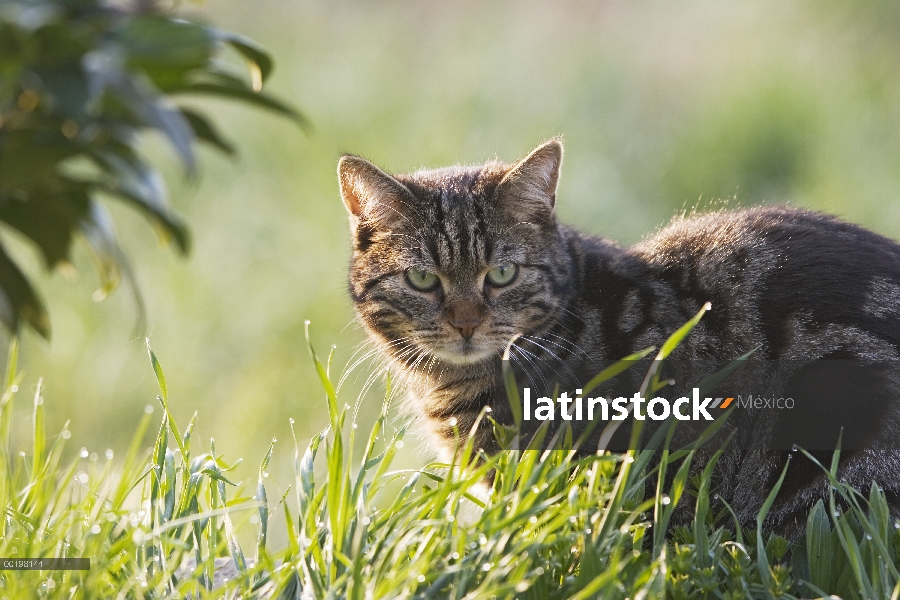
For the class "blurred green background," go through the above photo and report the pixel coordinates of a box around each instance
[8,0,900,544]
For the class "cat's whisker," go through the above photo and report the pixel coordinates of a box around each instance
[339,337,414,389]
[519,335,590,382]
[540,331,592,358]
[518,336,582,383]
[509,346,553,392]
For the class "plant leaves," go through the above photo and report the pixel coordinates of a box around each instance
[0,240,50,338]
[214,29,274,88]
[174,71,309,129]
[85,55,197,172]
[0,186,90,267]
[89,151,191,254]
[179,108,236,156]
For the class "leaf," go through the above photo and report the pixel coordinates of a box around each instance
[86,57,197,172]
[806,499,835,590]
[77,197,122,295]
[173,71,309,129]
[0,239,50,338]
[0,130,80,191]
[90,151,191,254]
[117,15,215,72]
[582,346,656,395]
[659,301,711,359]
[756,458,791,598]
[0,187,90,268]
[214,29,274,88]
[179,108,236,156]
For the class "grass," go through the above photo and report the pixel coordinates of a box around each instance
[3,315,900,599]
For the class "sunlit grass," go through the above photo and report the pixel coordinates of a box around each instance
[3,317,900,598]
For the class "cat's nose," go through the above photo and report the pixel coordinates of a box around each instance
[451,317,483,339]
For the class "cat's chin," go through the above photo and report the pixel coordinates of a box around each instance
[428,345,498,366]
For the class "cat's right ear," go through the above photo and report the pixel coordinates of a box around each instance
[338,155,411,227]
[496,140,563,220]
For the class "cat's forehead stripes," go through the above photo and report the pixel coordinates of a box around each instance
[399,166,495,271]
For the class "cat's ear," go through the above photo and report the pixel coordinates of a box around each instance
[496,140,563,214]
[338,155,412,227]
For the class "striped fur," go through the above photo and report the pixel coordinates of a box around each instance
[338,140,900,538]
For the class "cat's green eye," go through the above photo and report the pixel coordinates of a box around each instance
[486,264,518,287]
[405,268,440,292]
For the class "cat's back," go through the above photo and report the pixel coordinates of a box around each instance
[629,206,900,358]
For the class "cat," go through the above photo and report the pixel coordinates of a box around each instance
[336,140,900,538]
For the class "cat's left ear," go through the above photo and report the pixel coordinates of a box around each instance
[496,140,563,215]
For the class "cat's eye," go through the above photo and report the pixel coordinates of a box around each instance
[486,264,518,287]
[405,268,440,292]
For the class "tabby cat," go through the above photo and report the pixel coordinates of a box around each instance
[337,140,900,537]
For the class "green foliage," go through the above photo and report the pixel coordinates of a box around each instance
[0,0,304,338]
[0,337,296,597]
[2,323,900,597]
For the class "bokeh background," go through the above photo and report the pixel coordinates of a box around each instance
[9,0,900,546]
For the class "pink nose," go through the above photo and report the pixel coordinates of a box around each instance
[451,318,483,339]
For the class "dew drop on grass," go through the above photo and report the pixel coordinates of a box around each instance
[396,441,405,449]
[77,472,88,484]
[105,449,113,460]
[89,453,98,461]
[144,404,154,414]
[515,582,529,593]
[481,562,492,571]
[448,417,458,426]
[91,524,101,534]
[452,552,460,560]
[529,516,538,524]
[62,430,71,439]
[79,447,88,458]
[661,496,671,505]
[417,575,425,582]
[361,516,370,525]
[866,534,873,540]
[569,516,577,523]
[10,385,17,392]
